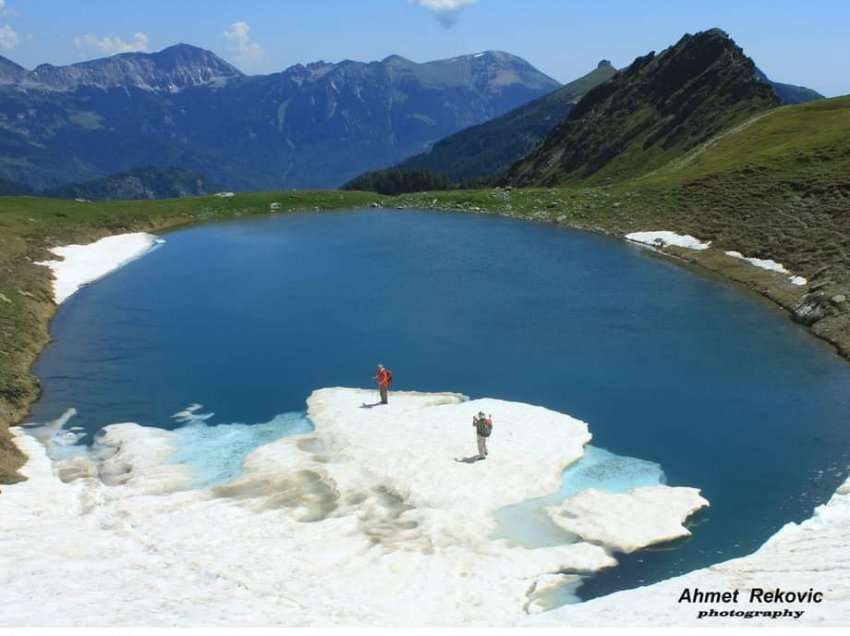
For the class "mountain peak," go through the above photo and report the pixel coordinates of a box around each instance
[469,50,518,61]
[597,59,613,69]
[700,27,731,40]
[25,43,242,92]
[381,54,413,65]
[159,42,209,55]
[0,54,27,84]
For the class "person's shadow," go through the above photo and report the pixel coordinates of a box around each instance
[455,455,484,463]
[360,401,384,409]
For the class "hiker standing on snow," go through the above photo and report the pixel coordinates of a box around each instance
[473,411,492,459]
[374,364,391,405]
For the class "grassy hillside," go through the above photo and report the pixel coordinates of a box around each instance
[647,96,850,182]
[0,190,385,482]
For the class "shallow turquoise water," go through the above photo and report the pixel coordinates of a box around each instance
[494,446,666,548]
[27,208,850,600]
[167,408,313,489]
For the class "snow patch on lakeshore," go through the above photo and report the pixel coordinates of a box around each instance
[725,251,808,286]
[2,389,710,626]
[534,477,850,626]
[546,486,708,553]
[35,232,163,304]
[626,231,711,251]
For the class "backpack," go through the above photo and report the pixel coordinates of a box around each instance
[386,369,393,386]
[477,417,493,437]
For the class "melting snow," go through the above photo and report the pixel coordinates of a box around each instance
[726,251,808,286]
[625,231,711,251]
[35,233,162,304]
[1,389,710,626]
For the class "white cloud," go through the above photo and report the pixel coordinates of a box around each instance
[0,0,19,50]
[0,23,17,50]
[224,21,261,61]
[74,32,149,56]
[410,0,478,27]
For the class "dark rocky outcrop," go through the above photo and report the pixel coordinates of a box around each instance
[504,29,781,187]
[794,291,829,325]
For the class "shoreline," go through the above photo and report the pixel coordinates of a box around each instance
[34,232,162,305]
[2,201,849,624]
[395,198,850,362]
[2,196,848,483]
[0,191,388,482]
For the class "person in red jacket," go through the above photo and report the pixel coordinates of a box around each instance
[374,364,391,404]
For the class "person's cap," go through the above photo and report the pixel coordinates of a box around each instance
[478,411,485,416]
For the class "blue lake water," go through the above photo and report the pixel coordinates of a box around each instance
[27,208,850,601]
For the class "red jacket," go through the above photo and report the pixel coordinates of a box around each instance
[376,369,389,388]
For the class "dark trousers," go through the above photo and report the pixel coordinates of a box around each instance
[379,385,388,404]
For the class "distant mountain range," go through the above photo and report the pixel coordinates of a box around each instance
[0,36,826,198]
[0,43,242,91]
[0,45,559,191]
[504,29,784,187]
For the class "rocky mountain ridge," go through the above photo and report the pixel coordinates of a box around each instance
[0,46,559,189]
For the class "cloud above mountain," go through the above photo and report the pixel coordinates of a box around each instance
[0,0,18,50]
[74,32,149,56]
[224,21,262,62]
[0,23,17,50]
[0,0,18,17]
[410,0,478,27]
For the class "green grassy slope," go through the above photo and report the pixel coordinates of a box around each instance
[637,95,850,282]
[648,96,850,182]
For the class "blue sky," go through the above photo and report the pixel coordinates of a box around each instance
[1,0,847,96]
